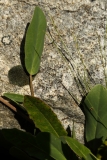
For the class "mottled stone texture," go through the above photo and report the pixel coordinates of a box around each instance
[0,0,107,143]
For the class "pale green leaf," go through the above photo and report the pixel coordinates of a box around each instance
[25,6,46,75]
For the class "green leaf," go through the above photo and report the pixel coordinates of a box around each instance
[33,132,68,160]
[3,93,24,103]
[63,136,92,159]
[10,141,53,160]
[60,136,79,160]
[83,84,107,152]
[0,128,35,147]
[9,147,34,160]
[0,129,69,160]
[0,129,54,160]
[23,95,67,137]
[25,6,46,75]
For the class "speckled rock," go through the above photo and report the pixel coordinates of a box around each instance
[0,0,107,143]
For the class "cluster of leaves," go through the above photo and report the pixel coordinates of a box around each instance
[0,6,107,160]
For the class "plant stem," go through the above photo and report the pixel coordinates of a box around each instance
[0,96,17,112]
[0,96,33,123]
[30,74,34,97]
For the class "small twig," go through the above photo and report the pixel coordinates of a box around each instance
[0,96,33,123]
[29,74,34,97]
[0,96,17,112]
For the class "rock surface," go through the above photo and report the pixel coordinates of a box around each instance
[0,0,107,143]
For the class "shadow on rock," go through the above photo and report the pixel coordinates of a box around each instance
[8,65,29,87]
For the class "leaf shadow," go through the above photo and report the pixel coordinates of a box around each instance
[8,65,29,87]
[8,23,34,87]
[8,23,29,87]
[20,22,30,73]
[86,137,103,155]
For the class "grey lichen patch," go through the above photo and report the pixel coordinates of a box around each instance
[1,35,12,45]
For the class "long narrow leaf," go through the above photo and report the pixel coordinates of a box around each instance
[23,95,67,137]
[83,84,107,152]
[9,147,34,160]
[1,129,68,160]
[25,6,46,75]
[0,129,53,160]
[63,136,93,159]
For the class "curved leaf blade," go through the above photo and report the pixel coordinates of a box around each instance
[0,129,53,160]
[9,147,34,160]
[10,142,53,160]
[23,95,67,137]
[34,132,68,160]
[63,136,91,159]
[83,84,107,152]
[25,6,46,75]
[1,129,69,160]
